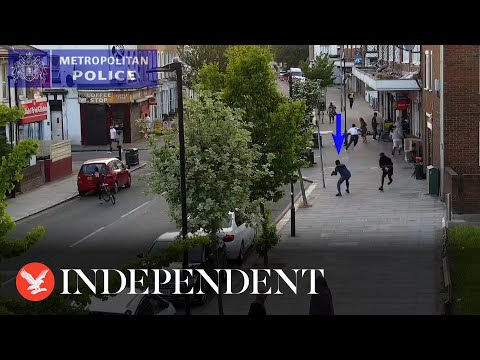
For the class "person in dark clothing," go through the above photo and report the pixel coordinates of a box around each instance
[309,273,334,315]
[371,112,378,140]
[331,160,351,196]
[248,293,267,316]
[378,152,394,191]
[94,166,106,203]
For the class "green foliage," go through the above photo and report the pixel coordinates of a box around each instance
[448,225,480,314]
[272,45,309,68]
[299,54,335,87]
[0,139,44,262]
[196,64,225,93]
[253,209,280,259]
[0,135,11,160]
[0,105,24,126]
[0,293,88,315]
[144,89,262,235]
[177,45,230,87]
[292,79,322,132]
[224,45,305,204]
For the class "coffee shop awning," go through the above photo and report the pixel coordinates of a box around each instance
[352,67,421,91]
[134,95,155,103]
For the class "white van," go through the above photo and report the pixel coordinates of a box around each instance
[289,67,306,82]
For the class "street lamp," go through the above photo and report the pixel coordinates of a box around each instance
[288,72,296,237]
[147,57,190,315]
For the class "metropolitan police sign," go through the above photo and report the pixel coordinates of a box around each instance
[9,49,158,89]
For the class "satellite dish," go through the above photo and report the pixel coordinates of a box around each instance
[403,45,415,51]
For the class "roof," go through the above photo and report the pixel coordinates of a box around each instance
[83,158,118,165]
[0,45,47,57]
[87,292,144,314]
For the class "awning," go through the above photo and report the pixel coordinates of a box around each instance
[352,67,421,91]
[134,95,155,103]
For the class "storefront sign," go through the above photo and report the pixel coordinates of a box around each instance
[79,91,131,104]
[20,98,48,124]
[395,100,409,111]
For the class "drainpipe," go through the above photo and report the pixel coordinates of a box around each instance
[439,45,445,200]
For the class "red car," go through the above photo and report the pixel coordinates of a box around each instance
[77,158,131,196]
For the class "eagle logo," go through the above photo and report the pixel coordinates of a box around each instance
[16,262,55,301]
[20,268,49,295]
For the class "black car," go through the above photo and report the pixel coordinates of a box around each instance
[138,232,227,305]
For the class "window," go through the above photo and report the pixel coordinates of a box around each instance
[424,50,431,90]
[234,212,245,227]
[81,163,108,174]
[412,45,421,65]
[430,50,433,91]
[1,63,7,100]
[395,45,401,64]
[402,47,410,64]
[18,122,42,141]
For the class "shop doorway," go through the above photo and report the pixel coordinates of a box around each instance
[84,104,108,145]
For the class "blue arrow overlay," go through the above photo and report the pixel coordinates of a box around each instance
[332,113,346,154]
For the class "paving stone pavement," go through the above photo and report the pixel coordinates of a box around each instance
[196,86,445,315]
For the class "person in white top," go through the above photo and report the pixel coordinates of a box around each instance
[391,120,404,155]
[345,123,360,151]
[145,113,152,130]
[109,125,117,152]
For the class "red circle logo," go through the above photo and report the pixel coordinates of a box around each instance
[16,262,55,301]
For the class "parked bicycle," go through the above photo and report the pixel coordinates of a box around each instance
[100,183,116,204]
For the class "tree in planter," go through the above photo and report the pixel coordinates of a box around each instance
[299,54,335,87]
[140,90,263,315]
[177,45,230,87]
[291,79,324,204]
[253,210,280,268]
[223,45,307,265]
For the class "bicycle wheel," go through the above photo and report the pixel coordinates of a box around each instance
[102,190,111,202]
[110,193,116,205]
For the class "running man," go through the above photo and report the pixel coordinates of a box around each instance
[378,152,394,191]
[331,160,351,196]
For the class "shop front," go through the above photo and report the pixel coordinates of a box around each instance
[18,98,48,141]
[79,89,154,146]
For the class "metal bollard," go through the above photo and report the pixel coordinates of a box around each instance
[117,144,122,161]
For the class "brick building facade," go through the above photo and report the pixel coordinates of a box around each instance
[423,45,480,213]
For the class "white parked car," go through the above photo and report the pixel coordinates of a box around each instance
[87,292,176,315]
[289,67,306,82]
[220,211,256,263]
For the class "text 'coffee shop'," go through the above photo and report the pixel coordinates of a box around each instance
[79,89,154,146]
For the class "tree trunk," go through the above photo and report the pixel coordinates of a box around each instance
[298,168,308,207]
[263,252,268,268]
[216,248,224,315]
[212,235,224,316]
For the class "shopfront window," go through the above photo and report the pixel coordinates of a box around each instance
[111,105,126,128]
[18,122,42,141]
[1,62,7,101]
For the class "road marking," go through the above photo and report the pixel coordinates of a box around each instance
[68,196,160,248]
[69,227,106,248]
[121,200,152,218]
[1,275,16,287]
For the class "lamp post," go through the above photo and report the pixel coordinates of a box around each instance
[288,72,295,237]
[148,58,190,315]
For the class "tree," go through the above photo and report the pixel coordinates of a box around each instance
[0,106,47,314]
[177,45,230,87]
[272,45,309,68]
[223,45,307,265]
[196,64,225,93]
[299,54,335,87]
[142,90,262,314]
